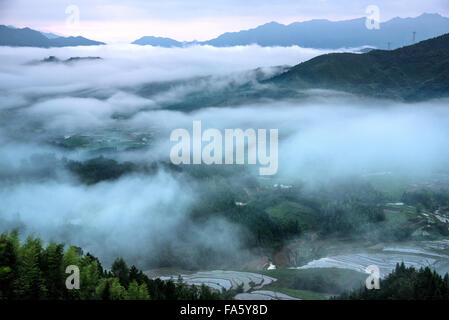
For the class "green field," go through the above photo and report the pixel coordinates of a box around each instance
[263,286,325,300]
[265,201,318,231]
[257,268,366,298]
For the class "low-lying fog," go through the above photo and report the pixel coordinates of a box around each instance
[1,44,449,267]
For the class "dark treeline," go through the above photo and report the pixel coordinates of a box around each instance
[338,263,449,300]
[402,189,449,212]
[0,230,228,300]
[65,157,136,185]
[64,156,180,185]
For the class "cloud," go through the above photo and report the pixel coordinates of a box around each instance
[1,44,449,268]
[124,97,449,180]
[0,172,222,265]
[0,44,328,92]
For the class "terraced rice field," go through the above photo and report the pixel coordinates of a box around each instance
[152,270,277,292]
[296,240,449,277]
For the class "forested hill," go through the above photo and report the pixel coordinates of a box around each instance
[271,33,449,101]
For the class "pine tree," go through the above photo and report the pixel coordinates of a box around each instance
[111,257,130,288]
[109,278,127,300]
[80,257,101,299]
[137,282,150,300]
[96,278,126,300]
[0,232,19,299]
[41,242,65,299]
[96,278,111,300]
[129,265,147,284]
[126,280,150,300]
[16,236,47,299]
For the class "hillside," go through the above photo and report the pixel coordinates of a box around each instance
[0,25,105,47]
[271,33,449,101]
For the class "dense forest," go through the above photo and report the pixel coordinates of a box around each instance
[0,230,230,300]
[338,263,449,300]
[271,33,449,101]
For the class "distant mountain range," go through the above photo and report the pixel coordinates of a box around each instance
[40,31,62,39]
[132,36,187,47]
[133,13,449,50]
[0,25,105,47]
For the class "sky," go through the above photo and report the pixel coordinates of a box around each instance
[1,0,449,43]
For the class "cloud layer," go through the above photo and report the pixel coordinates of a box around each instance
[1,44,449,268]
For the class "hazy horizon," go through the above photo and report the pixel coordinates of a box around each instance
[1,0,448,43]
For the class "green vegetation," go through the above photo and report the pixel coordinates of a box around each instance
[339,263,449,300]
[59,136,90,148]
[265,201,318,232]
[0,231,226,300]
[259,268,366,297]
[164,166,449,264]
[363,174,413,200]
[402,190,449,212]
[65,157,136,184]
[319,200,386,238]
[264,287,325,300]
[17,155,449,269]
[186,167,414,252]
[271,33,449,101]
[55,131,151,153]
[384,210,408,226]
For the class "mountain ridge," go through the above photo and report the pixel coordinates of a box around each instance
[269,32,449,101]
[133,13,449,49]
[145,33,449,111]
[0,25,105,47]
